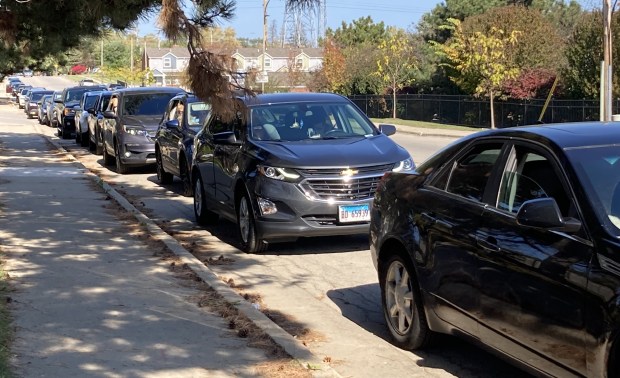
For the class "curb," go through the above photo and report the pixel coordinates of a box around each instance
[32,121,342,378]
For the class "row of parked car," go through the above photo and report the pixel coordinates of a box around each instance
[10,76,620,378]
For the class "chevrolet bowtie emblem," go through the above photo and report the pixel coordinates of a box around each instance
[340,168,358,176]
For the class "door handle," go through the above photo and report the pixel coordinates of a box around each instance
[476,235,500,252]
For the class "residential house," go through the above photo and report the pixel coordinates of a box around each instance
[142,47,190,87]
[143,46,324,91]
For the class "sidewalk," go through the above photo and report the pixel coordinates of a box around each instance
[0,109,315,377]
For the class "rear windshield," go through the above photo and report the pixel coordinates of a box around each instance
[30,92,52,101]
[122,93,179,116]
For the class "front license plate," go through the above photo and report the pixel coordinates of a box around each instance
[338,203,370,223]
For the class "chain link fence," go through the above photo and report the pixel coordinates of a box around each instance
[348,94,617,128]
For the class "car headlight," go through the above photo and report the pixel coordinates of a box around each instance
[258,165,300,182]
[123,125,147,136]
[393,157,415,172]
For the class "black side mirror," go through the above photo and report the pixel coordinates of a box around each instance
[103,111,116,119]
[378,124,396,136]
[516,198,581,233]
[86,107,95,114]
[213,131,242,146]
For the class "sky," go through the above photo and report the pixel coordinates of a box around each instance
[137,1,440,39]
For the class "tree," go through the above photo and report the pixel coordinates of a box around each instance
[376,28,417,118]
[562,10,620,100]
[0,0,321,118]
[433,18,520,129]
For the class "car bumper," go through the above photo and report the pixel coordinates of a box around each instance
[28,108,38,117]
[118,140,156,167]
[62,116,76,133]
[252,176,372,240]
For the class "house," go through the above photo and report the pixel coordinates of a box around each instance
[143,46,324,90]
[142,47,190,86]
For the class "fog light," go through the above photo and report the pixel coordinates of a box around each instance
[257,197,277,216]
[124,151,131,158]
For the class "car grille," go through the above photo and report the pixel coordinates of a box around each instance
[298,164,394,201]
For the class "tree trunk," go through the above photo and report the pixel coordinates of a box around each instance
[392,82,397,119]
[489,91,496,129]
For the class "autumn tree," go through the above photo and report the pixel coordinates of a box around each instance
[376,28,417,118]
[433,18,520,129]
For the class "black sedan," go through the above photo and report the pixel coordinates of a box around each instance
[370,122,620,377]
[155,93,210,196]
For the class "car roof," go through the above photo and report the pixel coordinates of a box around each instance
[466,122,620,150]
[238,92,349,106]
[64,85,107,91]
[112,86,185,95]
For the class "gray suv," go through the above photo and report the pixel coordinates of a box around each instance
[102,86,185,174]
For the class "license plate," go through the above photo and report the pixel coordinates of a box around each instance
[338,203,370,223]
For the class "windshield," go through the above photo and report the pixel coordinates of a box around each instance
[566,145,620,235]
[123,93,178,116]
[31,92,51,101]
[65,88,99,102]
[249,102,377,141]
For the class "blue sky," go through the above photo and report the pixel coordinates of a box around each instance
[137,1,440,38]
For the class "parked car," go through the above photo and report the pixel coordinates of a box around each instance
[17,86,33,108]
[369,121,620,378]
[5,77,21,94]
[54,84,107,139]
[101,86,186,173]
[21,87,45,114]
[48,91,63,127]
[22,68,33,77]
[191,92,414,253]
[86,91,112,155]
[38,94,54,125]
[79,79,95,86]
[155,93,211,196]
[25,90,53,119]
[74,91,103,147]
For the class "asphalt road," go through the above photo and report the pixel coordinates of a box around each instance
[4,76,529,378]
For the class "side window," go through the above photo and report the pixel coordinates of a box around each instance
[208,115,232,134]
[498,147,571,216]
[167,100,181,122]
[445,144,503,202]
[107,96,119,115]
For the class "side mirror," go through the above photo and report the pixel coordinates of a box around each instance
[516,198,581,233]
[378,124,396,136]
[165,119,179,129]
[54,98,63,103]
[103,111,116,119]
[86,107,95,114]
[213,131,242,146]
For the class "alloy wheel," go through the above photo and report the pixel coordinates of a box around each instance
[385,260,414,335]
[238,196,250,244]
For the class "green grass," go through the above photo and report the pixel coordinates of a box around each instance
[370,117,482,131]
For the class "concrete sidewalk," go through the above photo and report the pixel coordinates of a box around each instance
[0,111,299,376]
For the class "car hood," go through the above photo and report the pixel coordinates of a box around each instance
[252,135,409,167]
[120,115,163,131]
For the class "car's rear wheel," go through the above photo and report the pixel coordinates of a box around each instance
[95,127,103,155]
[380,254,432,350]
[193,175,218,225]
[80,131,88,147]
[88,129,96,152]
[75,128,81,144]
[156,150,173,184]
[237,192,266,254]
[180,158,192,197]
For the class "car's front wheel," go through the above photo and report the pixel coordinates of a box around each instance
[380,253,432,350]
[193,175,218,225]
[237,192,266,254]
[102,143,114,166]
[180,158,192,197]
[115,142,128,174]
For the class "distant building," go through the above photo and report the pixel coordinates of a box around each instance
[143,46,324,91]
[142,47,190,87]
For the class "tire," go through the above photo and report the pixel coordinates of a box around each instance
[180,158,192,197]
[75,128,81,144]
[156,150,173,184]
[102,144,114,166]
[115,142,128,174]
[237,192,267,254]
[80,132,88,147]
[95,126,103,155]
[380,254,432,350]
[88,129,96,152]
[193,175,218,225]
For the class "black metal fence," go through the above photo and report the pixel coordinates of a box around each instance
[348,94,618,128]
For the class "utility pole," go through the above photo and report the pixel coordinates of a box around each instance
[262,0,269,93]
[602,0,613,121]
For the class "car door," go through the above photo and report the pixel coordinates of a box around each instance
[475,142,590,376]
[103,94,120,154]
[160,98,185,176]
[417,141,507,337]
